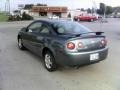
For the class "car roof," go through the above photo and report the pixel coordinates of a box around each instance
[34,19,74,25]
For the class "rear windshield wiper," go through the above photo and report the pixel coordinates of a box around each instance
[75,32,104,37]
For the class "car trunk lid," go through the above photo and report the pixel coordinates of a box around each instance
[65,32,107,52]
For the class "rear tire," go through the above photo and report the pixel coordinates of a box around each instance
[18,38,26,50]
[43,51,57,72]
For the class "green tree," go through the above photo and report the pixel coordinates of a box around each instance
[106,6,113,14]
[81,8,85,11]
[37,3,47,6]
[99,3,105,15]
[87,8,91,13]
[24,4,34,10]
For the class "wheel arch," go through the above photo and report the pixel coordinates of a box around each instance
[42,47,55,58]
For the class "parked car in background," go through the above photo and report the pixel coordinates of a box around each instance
[17,20,108,72]
[74,14,97,22]
[98,15,103,19]
[48,15,59,20]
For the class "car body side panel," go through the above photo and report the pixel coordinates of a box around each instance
[36,34,56,57]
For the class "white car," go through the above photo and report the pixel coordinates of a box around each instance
[48,15,59,19]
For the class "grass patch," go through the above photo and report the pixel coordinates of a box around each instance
[0,13,8,22]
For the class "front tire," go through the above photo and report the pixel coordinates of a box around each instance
[18,38,26,50]
[90,19,94,22]
[44,51,57,72]
[77,18,80,22]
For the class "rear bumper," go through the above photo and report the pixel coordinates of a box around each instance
[56,47,108,66]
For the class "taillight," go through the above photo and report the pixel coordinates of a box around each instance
[101,38,107,46]
[78,42,84,48]
[67,42,75,50]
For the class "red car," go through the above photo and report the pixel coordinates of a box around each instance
[74,14,97,22]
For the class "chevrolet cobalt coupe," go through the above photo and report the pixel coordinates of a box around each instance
[17,20,108,71]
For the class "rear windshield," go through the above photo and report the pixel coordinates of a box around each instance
[52,21,91,35]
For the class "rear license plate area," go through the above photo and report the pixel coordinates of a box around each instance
[90,53,99,61]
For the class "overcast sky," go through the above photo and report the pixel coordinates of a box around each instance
[0,0,120,11]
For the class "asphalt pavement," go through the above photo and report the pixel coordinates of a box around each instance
[0,18,120,90]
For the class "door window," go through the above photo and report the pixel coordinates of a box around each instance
[28,22,42,33]
[40,24,50,34]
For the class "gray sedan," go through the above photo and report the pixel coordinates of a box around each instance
[17,20,108,72]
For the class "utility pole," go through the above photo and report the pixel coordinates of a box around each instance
[104,4,106,18]
[5,0,10,15]
[9,0,10,14]
[91,0,97,15]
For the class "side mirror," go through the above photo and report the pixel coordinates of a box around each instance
[28,29,33,33]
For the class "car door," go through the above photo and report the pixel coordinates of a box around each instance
[34,22,52,56]
[22,21,42,52]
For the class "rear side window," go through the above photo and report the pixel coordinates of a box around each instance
[53,22,91,35]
